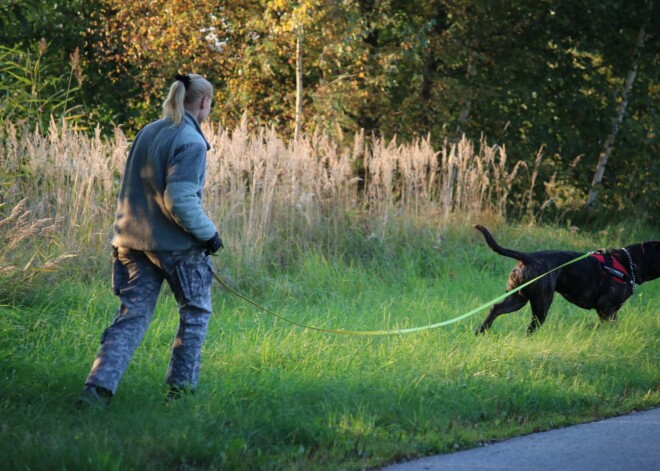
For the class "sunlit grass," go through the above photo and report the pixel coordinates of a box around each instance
[1,224,658,470]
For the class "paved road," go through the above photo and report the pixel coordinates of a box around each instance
[381,408,660,471]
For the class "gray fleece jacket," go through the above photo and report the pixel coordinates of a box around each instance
[112,112,217,251]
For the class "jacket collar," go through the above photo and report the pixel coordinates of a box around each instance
[183,111,211,150]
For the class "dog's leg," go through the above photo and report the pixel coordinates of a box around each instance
[475,293,528,334]
[597,305,621,322]
[527,295,554,335]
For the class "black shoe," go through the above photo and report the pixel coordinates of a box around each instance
[76,385,112,409]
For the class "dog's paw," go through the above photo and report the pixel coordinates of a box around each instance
[474,325,487,335]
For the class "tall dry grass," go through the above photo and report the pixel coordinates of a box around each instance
[0,118,531,268]
[0,119,125,256]
[0,198,77,299]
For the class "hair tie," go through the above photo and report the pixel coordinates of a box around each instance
[174,73,191,90]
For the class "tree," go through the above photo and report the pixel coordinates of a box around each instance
[585,0,654,209]
[88,0,231,129]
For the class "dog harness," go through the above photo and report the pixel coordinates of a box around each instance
[590,250,630,285]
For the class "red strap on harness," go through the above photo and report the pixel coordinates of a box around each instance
[591,252,629,284]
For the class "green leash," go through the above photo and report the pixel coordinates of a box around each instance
[212,252,592,336]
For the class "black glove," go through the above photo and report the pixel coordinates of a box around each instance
[205,232,223,254]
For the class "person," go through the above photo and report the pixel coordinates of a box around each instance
[77,73,223,407]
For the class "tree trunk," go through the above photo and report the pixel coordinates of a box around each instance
[454,40,479,142]
[443,40,478,214]
[585,0,653,209]
[294,27,303,140]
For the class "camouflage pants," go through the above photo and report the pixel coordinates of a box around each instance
[85,247,214,394]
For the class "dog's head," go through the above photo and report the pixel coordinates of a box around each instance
[640,241,660,281]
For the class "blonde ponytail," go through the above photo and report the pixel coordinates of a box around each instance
[162,80,187,126]
[162,73,213,126]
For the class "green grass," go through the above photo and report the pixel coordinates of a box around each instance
[1,224,659,470]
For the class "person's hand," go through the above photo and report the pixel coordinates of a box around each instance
[205,232,223,254]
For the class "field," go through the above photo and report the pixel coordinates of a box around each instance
[1,124,658,470]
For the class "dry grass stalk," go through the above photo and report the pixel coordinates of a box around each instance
[0,198,76,288]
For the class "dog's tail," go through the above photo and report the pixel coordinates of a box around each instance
[474,225,534,263]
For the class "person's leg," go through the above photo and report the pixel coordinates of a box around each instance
[84,248,164,395]
[156,249,214,392]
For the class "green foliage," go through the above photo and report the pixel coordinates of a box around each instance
[0,41,86,131]
[0,0,121,129]
[0,0,91,49]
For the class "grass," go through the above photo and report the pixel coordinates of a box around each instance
[1,120,657,468]
[1,223,658,470]
[0,120,528,267]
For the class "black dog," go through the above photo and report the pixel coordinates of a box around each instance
[474,225,660,334]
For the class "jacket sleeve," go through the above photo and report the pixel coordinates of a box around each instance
[163,141,217,242]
